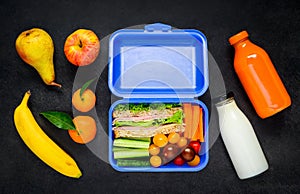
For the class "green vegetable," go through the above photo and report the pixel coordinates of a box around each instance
[114,103,182,113]
[113,137,150,151]
[114,110,183,127]
[114,120,157,127]
[80,78,96,98]
[112,147,149,152]
[113,147,130,152]
[162,110,183,124]
[114,149,149,159]
[126,137,151,142]
[117,159,150,167]
[113,138,150,149]
[40,111,75,130]
[129,103,149,113]
[113,104,129,112]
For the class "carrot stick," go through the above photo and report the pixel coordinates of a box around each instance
[191,105,200,141]
[198,108,204,142]
[183,103,192,139]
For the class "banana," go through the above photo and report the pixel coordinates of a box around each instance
[14,90,82,178]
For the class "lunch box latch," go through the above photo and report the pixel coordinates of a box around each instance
[144,23,171,32]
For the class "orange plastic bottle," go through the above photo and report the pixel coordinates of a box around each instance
[229,31,291,119]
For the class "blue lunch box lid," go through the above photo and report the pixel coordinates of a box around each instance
[108,23,208,98]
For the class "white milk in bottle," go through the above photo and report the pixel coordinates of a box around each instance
[216,93,268,179]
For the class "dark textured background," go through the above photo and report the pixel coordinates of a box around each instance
[0,0,299,193]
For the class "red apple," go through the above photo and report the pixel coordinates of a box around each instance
[64,29,100,66]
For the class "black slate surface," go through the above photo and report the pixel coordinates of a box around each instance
[0,0,299,193]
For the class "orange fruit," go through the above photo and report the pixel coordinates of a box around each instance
[68,116,97,144]
[72,89,96,112]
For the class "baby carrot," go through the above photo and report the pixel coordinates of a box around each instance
[198,108,204,142]
[191,105,200,141]
[183,103,192,139]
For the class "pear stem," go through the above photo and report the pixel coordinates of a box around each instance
[49,82,62,88]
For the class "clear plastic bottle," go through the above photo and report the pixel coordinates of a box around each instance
[229,31,291,118]
[216,94,268,179]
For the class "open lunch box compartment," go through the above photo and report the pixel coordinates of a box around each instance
[108,23,209,172]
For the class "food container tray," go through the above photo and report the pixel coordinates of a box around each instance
[108,23,209,172]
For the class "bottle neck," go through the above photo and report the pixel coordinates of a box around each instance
[233,38,250,49]
[216,97,235,107]
[216,97,238,115]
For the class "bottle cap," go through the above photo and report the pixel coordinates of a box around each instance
[213,91,235,105]
[229,31,249,45]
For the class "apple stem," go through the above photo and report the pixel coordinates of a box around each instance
[49,81,62,88]
[79,40,82,48]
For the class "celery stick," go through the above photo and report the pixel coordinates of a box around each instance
[113,138,150,149]
[114,149,149,159]
[113,147,148,152]
[126,137,151,142]
[117,159,150,167]
[112,146,129,152]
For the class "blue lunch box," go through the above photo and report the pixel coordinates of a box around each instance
[108,23,209,172]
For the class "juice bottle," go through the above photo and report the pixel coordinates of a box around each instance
[229,31,291,118]
[216,93,269,179]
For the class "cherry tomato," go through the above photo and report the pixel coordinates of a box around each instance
[187,155,200,166]
[168,132,180,144]
[173,155,185,166]
[189,141,201,153]
[149,144,160,156]
[163,144,179,160]
[177,137,188,148]
[181,146,196,162]
[153,134,168,147]
[150,155,162,167]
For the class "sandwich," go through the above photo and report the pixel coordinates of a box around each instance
[112,103,185,138]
